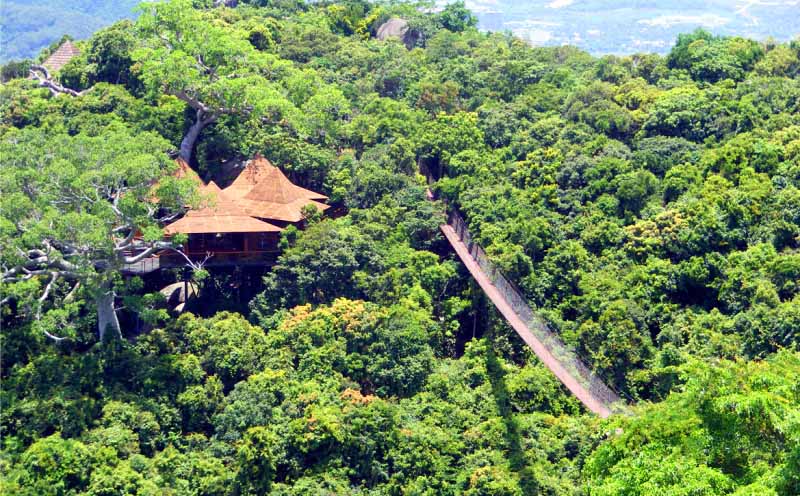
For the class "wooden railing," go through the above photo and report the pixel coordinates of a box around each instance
[122,249,280,274]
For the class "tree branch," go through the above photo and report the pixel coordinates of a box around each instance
[3,247,79,282]
[114,228,137,252]
[123,241,173,264]
[175,90,211,113]
[42,329,69,343]
[156,211,183,225]
[173,90,251,119]
[63,281,81,303]
[36,271,59,320]
[29,65,89,97]
[158,33,174,51]
[171,249,213,272]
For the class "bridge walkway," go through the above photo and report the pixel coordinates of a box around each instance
[440,210,621,417]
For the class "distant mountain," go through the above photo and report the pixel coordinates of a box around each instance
[2,0,799,63]
[0,0,139,62]
[461,0,800,55]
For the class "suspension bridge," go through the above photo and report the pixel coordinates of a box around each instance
[438,207,622,417]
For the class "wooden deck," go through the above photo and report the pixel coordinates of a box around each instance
[122,251,280,275]
[122,256,162,275]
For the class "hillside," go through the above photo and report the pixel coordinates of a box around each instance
[0,0,139,62]
[1,1,800,494]
[3,0,800,62]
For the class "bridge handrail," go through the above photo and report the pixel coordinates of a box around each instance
[443,206,624,412]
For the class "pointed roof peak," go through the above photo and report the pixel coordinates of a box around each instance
[224,153,327,201]
[43,40,81,73]
[244,166,301,204]
[225,154,277,198]
[60,40,79,51]
[202,180,224,196]
[221,153,329,223]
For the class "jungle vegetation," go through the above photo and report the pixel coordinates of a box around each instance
[1,1,799,494]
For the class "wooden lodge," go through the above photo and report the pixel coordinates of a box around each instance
[136,155,329,271]
[163,180,283,257]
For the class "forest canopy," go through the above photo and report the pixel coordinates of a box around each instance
[1,1,800,495]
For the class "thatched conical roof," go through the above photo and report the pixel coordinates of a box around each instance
[243,166,325,203]
[222,154,329,223]
[164,183,282,235]
[43,40,81,73]
[236,166,328,223]
[201,180,224,196]
[237,198,329,224]
[224,155,276,199]
[224,154,327,202]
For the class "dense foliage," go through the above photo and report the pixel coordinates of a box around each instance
[2,1,799,494]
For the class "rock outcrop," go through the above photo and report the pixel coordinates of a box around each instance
[376,18,418,49]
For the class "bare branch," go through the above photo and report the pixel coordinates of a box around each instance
[158,33,174,51]
[123,241,173,264]
[31,63,51,80]
[196,55,218,80]
[42,329,69,343]
[3,247,79,283]
[173,91,251,120]
[201,111,220,126]
[29,65,89,97]
[175,90,211,113]
[157,211,183,224]
[35,271,59,320]
[114,229,137,252]
[178,250,213,272]
[63,281,81,303]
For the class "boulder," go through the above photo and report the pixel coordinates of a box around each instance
[376,18,418,48]
[160,281,198,312]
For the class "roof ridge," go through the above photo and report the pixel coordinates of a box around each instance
[243,166,301,204]
[42,40,81,73]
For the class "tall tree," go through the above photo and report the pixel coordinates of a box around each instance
[0,124,197,339]
[134,0,288,161]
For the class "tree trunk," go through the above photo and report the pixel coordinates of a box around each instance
[179,116,207,162]
[96,281,121,340]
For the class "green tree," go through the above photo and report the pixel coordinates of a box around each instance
[437,2,477,33]
[60,20,140,92]
[0,124,196,339]
[238,426,278,494]
[10,433,96,495]
[417,111,485,177]
[134,0,292,161]
[251,220,375,313]
[585,352,800,494]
